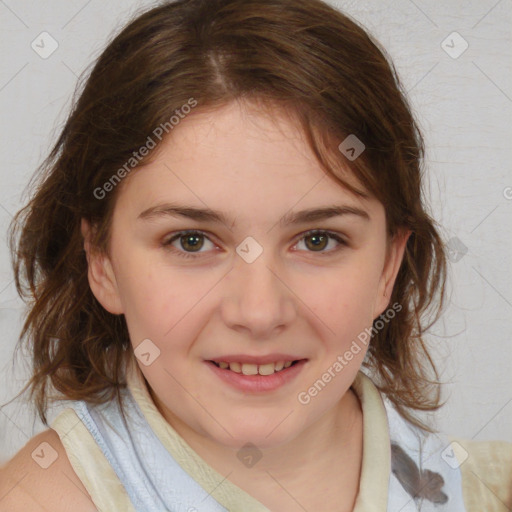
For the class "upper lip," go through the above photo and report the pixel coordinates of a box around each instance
[207,354,306,365]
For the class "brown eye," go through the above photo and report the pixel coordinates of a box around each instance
[295,230,346,255]
[304,232,329,251]
[179,233,204,252]
[163,230,216,259]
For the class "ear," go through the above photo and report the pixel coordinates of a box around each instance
[81,218,124,315]
[373,228,411,319]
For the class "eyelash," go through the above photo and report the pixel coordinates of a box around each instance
[162,229,347,260]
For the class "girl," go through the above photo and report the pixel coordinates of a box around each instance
[1,0,510,510]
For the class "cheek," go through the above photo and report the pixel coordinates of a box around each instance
[297,252,385,347]
[116,256,213,348]
[112,250,175,338]
[311,258,383,312]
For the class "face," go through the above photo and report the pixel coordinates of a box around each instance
[83,100,408,450]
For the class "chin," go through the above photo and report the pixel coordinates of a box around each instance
[214,431,293,453]
[204,415,301,451]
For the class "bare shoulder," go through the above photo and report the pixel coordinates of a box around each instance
[0,429,97,512]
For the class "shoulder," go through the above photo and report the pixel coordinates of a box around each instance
[449,437,512,511]
[0,428,97,512]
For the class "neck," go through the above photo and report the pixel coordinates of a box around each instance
[149,383,363,509]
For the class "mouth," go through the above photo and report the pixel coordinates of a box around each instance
[207,359,305,376]
[205,358,308,393]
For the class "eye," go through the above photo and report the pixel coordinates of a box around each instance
[162,229,346,259]
[162,230,217,259]
[293,229,346,255]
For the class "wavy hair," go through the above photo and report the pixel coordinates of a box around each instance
[8,0,447,431]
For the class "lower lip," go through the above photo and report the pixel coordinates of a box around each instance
[205,360,307,393]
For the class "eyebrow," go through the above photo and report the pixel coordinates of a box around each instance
[137,203,370,226]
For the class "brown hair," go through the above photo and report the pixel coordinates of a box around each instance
[8,0,447,431]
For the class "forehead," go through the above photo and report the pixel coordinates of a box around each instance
[114,100,381,224]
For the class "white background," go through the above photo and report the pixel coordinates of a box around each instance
[1,0,511,463]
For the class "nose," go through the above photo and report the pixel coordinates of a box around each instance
[220,250,296,339]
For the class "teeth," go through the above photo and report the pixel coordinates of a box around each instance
[258,363,276,376]
[230,362,241,373]
[241,363,258,376]
[214,360,297,375]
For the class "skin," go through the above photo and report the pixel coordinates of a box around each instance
[81,99,410,511]
[0,430,97,512]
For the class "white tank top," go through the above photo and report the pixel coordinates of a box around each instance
[51,360,469,511]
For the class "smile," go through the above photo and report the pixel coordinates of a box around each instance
[205,359,308,393]
[210,360,299,375]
